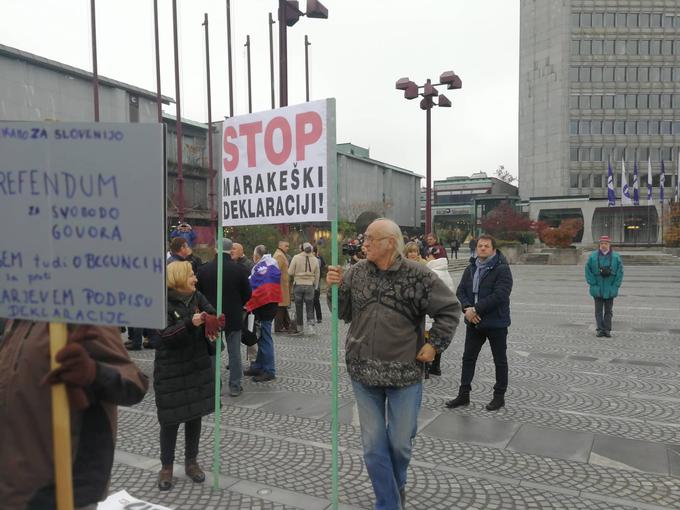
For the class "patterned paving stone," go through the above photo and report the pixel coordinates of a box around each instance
[113,265,680,509]
[109,463,302,510]
[115,403,680,509]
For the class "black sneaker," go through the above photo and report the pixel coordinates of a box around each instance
[253,372,276,382]
[596,330,605,337]
[603,331,612,338]
[445,393,470,408]
[486,395,505,411]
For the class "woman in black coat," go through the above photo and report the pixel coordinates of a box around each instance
[155,261,217,490]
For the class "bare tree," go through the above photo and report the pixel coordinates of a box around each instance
[495,165,517,184]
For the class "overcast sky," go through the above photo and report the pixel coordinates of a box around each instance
[1,0,519,181]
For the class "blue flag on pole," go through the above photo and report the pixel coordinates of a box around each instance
[660,160,665,202]
[647,157,653,203]
[632,160,639,205]
[607,160,616,206]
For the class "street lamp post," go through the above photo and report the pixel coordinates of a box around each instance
[277,0,328,107]
[396,71,462,234]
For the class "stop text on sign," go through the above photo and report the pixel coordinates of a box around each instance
[223,112,322,171]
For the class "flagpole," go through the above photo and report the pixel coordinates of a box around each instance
[661,159,666,246]
[620,159,624,244]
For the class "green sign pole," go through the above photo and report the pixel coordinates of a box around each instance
[329,99,339,510]
[330,218,339,508]
[213,231,224,487]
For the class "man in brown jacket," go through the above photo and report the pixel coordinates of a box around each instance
[273,240,296,333]
[0,320,149,509]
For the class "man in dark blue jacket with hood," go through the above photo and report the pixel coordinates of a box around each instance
[446,234,513,411]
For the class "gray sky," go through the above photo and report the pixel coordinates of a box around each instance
[1,0,519,181]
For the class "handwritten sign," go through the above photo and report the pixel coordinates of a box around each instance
[221,99,335,226]
[0,122,166,328]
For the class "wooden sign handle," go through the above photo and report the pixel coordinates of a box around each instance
[49,322,74,510]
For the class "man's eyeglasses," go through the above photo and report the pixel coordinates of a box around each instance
[364,235,390,244]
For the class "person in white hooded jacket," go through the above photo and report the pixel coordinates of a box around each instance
[425,256,457,376]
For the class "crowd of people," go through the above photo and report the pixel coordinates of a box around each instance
[0,218,625,509]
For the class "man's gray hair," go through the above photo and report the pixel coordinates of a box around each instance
[373,218,404,259]
[253,244,267,258]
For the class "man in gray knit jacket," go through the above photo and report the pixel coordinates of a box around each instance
[327,218,460,510]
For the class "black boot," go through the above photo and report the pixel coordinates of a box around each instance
[486,394,505,411]
[445,391,470,409]
[428,352,442,376]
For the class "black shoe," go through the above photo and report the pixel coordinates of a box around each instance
[253,372,276,382]
[244,367,262,377]
[428,366,442,376]
[486,395,505,411]
[445,393,470,408]
[596,330,605,337]
[603,331,612,338]
[124,341,142,351]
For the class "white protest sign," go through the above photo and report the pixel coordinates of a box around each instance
[0,122,166,328]
[97,490,173,510]
[221,99,335,226]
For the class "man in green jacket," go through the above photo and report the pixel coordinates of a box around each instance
[585,235,624,337]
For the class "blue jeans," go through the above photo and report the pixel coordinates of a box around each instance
[249,320,275,375]
[225,330,243,392]
[351,380,422,510]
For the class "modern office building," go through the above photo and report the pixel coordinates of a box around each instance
[519,0,680,244]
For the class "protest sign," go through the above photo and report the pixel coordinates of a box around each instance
[0,122,166,328]
[221,99,335,226]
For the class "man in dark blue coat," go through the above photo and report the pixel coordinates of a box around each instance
[196,238,252,397]
[446,234,513,411]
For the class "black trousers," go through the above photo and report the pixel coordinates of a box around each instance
[594,297,614,333]
[313,288,322,322]
[460,326,508,395]
[160,417,202,466]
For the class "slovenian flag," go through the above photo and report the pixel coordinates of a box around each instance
[246,254,282,312]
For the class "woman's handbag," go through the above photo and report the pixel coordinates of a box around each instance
[241,311,260,346]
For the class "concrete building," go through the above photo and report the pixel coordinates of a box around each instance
[336,143,422,229]
[0,43,170,123]
[519,0,680,244]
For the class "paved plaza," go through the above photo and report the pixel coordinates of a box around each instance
[111,265,680,509]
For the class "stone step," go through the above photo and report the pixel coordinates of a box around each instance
[619,254,680,266]
[521,253,551,265]
[447,259,470,271]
